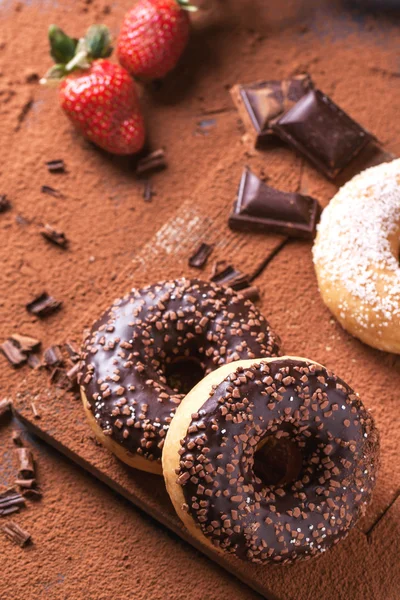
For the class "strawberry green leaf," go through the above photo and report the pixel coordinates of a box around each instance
[48,25,78,64]
[84,25,113,59]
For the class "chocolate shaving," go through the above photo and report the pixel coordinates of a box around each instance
[0,490,26,516]
[143,180,154,202]
[22,488,42,499]
[2,520,31,547]
[188,242,214,269]
[0,194,11,213]
[9,333,41,353]
[46,159,65,173]
[49,367,70,389]
[0,398,12,420]
[136,149,167,176]
[41,185,64,198]
[40,224,68,248]
[43,345,63,368]
[12,430,23,446]
[31,402,40,420]
[27,354,41,370]
[15,448,35,479]
[65,341,80,362]
[14,479,36,489]
[0,340,27,367]
[26,293,62,317]
[66,362,82,386]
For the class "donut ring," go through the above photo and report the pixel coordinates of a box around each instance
[313,159,400,354]
[79,278,280,474]
[163,356,379,564]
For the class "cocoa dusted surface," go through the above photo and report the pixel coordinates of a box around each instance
[1,0,400,599]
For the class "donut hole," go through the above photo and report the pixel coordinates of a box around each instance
[254,436,303,486]
[165,357,206,395]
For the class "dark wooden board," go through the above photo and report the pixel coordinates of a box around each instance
[13,142,400,599]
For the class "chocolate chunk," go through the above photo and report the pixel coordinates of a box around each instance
[43,345,63,368]
[0,490,26,515]
[189,243,214,269]
[210,264,250,291]
[41,185,64,198]
[26,293,62,317]
[228,168,321,239]
[46,159,65,173]
[12,430,23,446]
[40,224,68,248]
[231,74,314,146]
[0,194,11,213]
[0,398,12,420]
[15,447,35,479]
[1,520,31,547]
[272,89,374,179]
[136,149,167,176]
[9,333,41,353]
[0,340,27,367]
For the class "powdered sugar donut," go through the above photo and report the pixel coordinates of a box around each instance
[313,160,400,354]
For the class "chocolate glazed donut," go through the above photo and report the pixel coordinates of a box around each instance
[163,357,379,563]
[79,279,280,474]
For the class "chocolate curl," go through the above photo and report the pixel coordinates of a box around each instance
[15,448,35,479]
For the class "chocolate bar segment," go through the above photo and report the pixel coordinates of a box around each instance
[272,89,373,179]
[230,74,313,146]
[228,168,321,239]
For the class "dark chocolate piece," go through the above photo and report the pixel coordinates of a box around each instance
[41,185,64,198]
[40,224,68,248]
[43,345,63,368]
[231,74,314,146]
[9,334,41,353]
[46,159,65,173]
[0,398,12,420]
[210,265,251,291]
[228,168,321,239]
[0,340,27,367]
[188,243,214,269]
[1,520,31,547]
[272,89,374,179]
[0,194,11,213]
[136,149,166,176]
[26,293,62,317]
[15,448,35,479]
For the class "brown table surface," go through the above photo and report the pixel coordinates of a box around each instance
[1,0,400,599]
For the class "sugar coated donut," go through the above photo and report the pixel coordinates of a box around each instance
[163,357,379,564]
[79,279,280,474]
[313,159,400,354]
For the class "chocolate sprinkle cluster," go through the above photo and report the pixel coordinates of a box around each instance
[176,358,379,564]
[79,279,280,463]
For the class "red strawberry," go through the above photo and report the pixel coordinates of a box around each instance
[42,25,145,155]
[117,0,197,81]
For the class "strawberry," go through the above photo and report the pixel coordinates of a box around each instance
[117,0,197,81]
[42,25,145,155]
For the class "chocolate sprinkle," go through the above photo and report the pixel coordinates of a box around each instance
[80,279,281,463]
[0,194,11,213]
[46,159,65,173]
[40,224,68,248]
[41,185,64,199]
[136,149,167,176]
[177,358,379,564]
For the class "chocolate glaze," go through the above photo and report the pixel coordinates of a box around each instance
[177,358,379,564]
[79,279,280,463]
